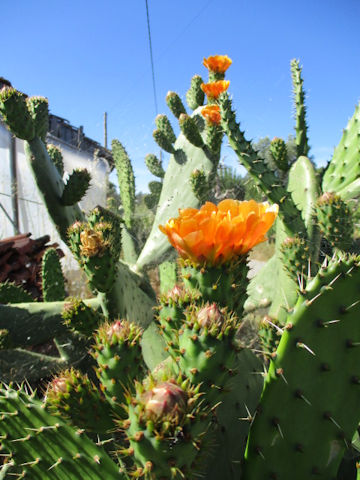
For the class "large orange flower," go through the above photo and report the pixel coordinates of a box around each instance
[201,80,230,99]
[203,55,232,74]
[201,105,221,125]
[159,199,278,266]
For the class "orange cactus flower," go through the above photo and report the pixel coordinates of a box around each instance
[203,55,232,74]
[201,105,221,125]
[201,80,230,99]
[159,199,278,266]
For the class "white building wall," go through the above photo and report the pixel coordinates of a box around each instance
[0,123,110,272]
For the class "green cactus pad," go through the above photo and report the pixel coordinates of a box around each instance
[315,192,354,251]
[205,122,223,154]
[0,87,35,140]
[280,236,310,284]
[155,114,176,144]
[145,153,165,178]
[112,139,136,230]
[177,303,239,404]
[26,95,49,142]
[93,320,144,414]
[166,91,187,118]
[47,143,64,176]
[159,260,178,294]
[291,59,310,157]
[244,254,360,480]
[0,281,34,304]
[45,368,115,433]
[61,168,91,206]
[62,297,103,337]
[186,75,205,111]
[181,258,249,317]
[178,113,204,148]
[190,169,210,203]
[152,129,175,154]
[270,137,288,172]
[123,376,210,479]
[322,102,360,195]
[42,248,66,302]
[156,285,200,359]
[0,385,122,478]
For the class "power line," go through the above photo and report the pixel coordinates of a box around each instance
[145,0,158,116]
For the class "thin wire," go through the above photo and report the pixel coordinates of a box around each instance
[145,0,158,116]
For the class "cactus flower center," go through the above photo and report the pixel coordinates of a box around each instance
[159,199,278,266]
[80,229,104,257]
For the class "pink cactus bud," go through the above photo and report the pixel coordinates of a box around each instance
[143,381,187,419]
[50,376,68,394]
[106,320,130,341]
[166,284,183,302]
[197,303,224,328]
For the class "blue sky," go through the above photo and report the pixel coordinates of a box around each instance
[2,0,360,192]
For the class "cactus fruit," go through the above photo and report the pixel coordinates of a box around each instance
[122,376,210,479]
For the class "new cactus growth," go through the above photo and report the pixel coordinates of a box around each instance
[42,247,66,301]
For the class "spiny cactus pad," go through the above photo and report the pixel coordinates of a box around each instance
[244,254,360,479]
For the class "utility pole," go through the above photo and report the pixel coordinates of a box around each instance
[9,135,20,234]
[104,112,108,149]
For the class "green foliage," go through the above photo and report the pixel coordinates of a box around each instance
[42,247,66,302]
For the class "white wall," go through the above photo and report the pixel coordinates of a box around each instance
[0,124,110,272]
